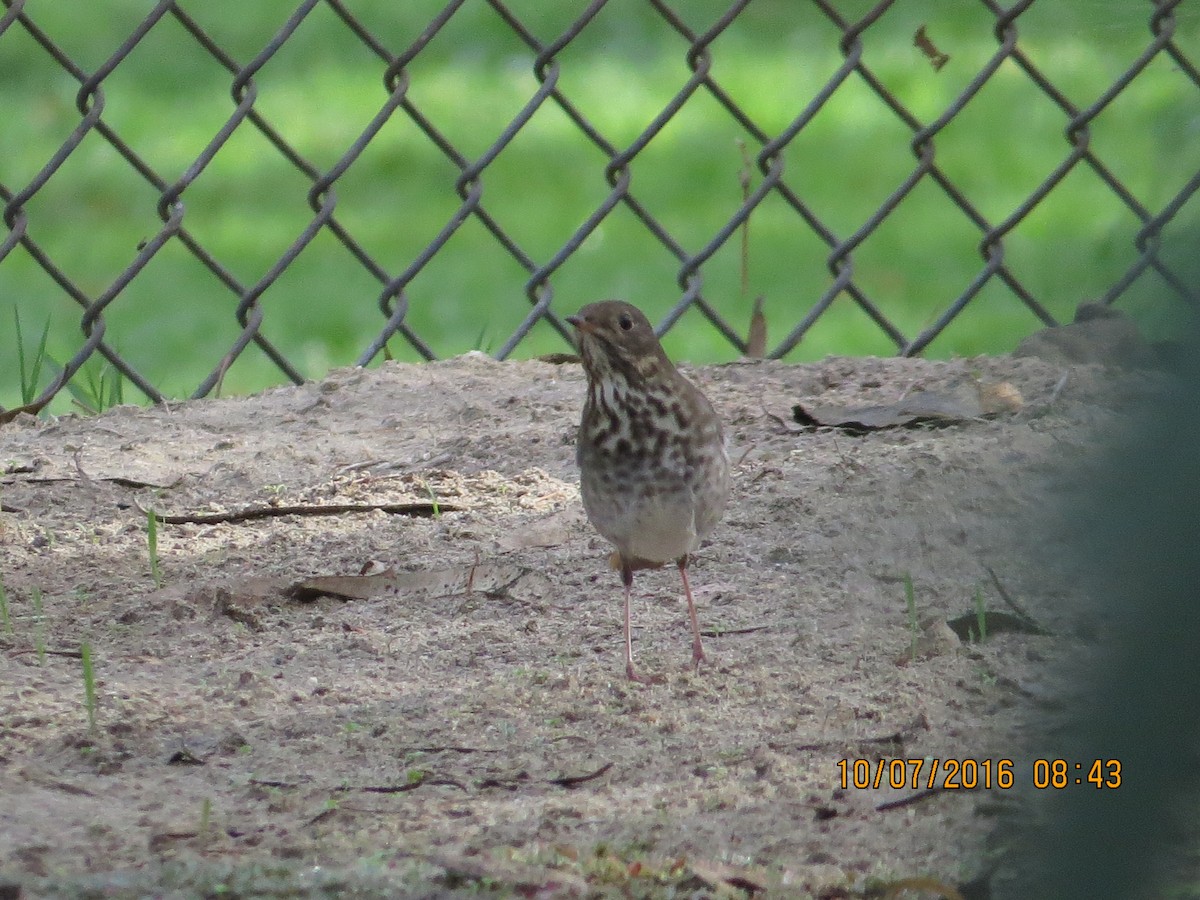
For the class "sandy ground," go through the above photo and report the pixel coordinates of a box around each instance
[0,352,1159,897]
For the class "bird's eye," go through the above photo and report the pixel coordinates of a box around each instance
[618,313,634,331]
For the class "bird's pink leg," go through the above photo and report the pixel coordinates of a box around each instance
[679,556,706,670]
[621,562,650,683]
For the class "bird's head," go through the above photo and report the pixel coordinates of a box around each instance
[567,300,673,385]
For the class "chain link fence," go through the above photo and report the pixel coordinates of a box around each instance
[0,1,1196,418]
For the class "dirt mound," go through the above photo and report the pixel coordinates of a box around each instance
[0,353,1159,897]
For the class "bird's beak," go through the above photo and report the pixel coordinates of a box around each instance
[566,314,593,334]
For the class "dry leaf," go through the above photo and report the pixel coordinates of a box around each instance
[945,609,1049,641]
[494,513,575,551]
[746,295,768,359]
[290,564,547,603]
[978,380,1023,414]
[793,384,1020,431]
[914,24,950,71]
[688,857,769,895]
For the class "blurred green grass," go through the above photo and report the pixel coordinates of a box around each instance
[0,1,1197,409]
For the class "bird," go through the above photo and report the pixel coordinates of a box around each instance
[567,300,730,682]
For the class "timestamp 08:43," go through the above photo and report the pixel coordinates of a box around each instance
[836,757,1123,791]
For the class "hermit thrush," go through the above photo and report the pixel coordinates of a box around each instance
[568,301,730,682]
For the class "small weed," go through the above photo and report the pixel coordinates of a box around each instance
[14,307,51,405]
[420,479,441,518]
[81,641,98,733]
[199,797,212,843]
[903,573,918,663]
[472,324,494,354]
[62,357,125,414]
[973,584,988,642]
[31,587,46,665]
[146,508,164,587]
[0,576,11,635]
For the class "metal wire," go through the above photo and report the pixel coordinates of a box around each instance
[0,0,1195,419]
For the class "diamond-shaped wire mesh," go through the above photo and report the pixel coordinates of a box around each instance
[0,1,1196,419]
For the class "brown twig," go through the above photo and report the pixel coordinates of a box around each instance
[875,786,945,812]
[135,499,458,525]
[336,778,469,794]
[548,761,613,788]
[7,647,84,659]
[701,624,772,638]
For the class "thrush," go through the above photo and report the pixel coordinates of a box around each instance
[567,300,730,682]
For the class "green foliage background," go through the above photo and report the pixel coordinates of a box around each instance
[0,1,1196,408]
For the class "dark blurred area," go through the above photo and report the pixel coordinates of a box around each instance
[999,240,1200,897]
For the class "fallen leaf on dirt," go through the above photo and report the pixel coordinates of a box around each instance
[977,380,1024,414]
[131,579,292,626]
[166,748,205,766]
[212,577,290,629]
[792,383,1022,431]
[290,563,549,602]
[689,856,769,895]
[494,513,576,551]
[20,773,95,797]
[0,443,192,486]
[945,610,1050,641]
[896,617,962,664]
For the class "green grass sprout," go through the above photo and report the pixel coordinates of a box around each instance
[199,797,212,845]
[81,641,98,733]
[14,308,51,405]
[66,359,125,414]
[903,573,918,663]
[974,584,988,643]
[421,480,441,519]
